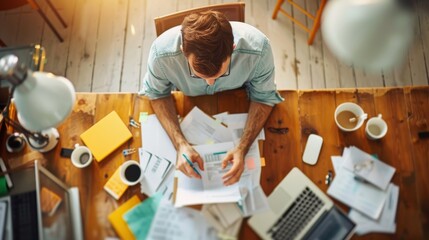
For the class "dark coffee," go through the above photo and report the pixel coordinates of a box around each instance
[6,133,25,152]
[124,164,142,182]
[79,153,91,164]
[8,137,23,148]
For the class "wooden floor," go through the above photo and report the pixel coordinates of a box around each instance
[1,0,428,92]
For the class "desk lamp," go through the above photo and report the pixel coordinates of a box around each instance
[321,0,415,72]
[0,54,75,152]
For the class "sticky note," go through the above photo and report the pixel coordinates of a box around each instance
[104,167,129,200]
[246,158,256,170]
[139,112,148,123]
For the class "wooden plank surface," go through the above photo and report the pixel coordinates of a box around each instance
[1,87,428,239]
[119,0,145,92]
[65,0,102,92]
[1,0,429,91]
[405,86,429,238]
[91,0,127,92]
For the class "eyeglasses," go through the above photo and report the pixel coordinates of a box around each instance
[353,160,374,173]
[188,59,231,79]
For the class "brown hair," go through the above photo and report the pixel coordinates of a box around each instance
[181,10,233,77]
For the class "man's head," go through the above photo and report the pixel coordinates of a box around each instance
[181,10,234,85]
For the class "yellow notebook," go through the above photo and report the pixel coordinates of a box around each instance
[80,111,132,162]
[108,195,140,240]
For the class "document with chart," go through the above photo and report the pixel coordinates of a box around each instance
[174,142,241,207]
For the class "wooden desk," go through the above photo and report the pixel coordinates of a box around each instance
[1,87,428,239]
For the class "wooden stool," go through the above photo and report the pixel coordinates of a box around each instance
[272,0,327,45]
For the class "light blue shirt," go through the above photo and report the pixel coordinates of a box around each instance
[140,22,284,106]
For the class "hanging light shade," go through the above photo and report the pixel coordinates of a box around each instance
[321,0,415,71]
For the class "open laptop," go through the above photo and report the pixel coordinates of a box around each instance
[248,167,356,240]
[0,160,83,240]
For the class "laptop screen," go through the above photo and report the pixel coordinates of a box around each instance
[35,163,75,240]
[303,206,356,240]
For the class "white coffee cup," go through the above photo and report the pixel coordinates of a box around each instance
[365,114,388,140]
[334,102,368,132]
[71,144,93,168]
[6,132,26,153]
[119,161,143,186]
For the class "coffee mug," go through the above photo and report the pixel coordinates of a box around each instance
[365,114,388,140]
[119,161,143,186]
[71,144,93,168]
[6,132,26,153]
[334,102,368,132]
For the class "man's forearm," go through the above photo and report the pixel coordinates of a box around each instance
[238,101,273,154]
[150,96,188,149]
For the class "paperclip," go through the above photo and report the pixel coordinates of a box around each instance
[122,148,137,156]
[129,119,140,128]
[130,119,141,127]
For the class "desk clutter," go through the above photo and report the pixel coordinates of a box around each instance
[328,146,399,235]
[102,106,271,239]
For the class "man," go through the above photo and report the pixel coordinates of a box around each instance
[141,10,283,185]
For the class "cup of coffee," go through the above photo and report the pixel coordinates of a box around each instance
[119,161,143,186]
[334,102,368,132]
[365,114,388,140]
[6,132,26,153]
[71,144,93,168]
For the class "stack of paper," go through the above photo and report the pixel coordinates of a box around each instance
[139,115,176,200]
[201,203,243,238]
[174,107,269,213]
[139,106,270,237]
[328,146,399,235]
[146,200,218,240]
[139,149,173,196]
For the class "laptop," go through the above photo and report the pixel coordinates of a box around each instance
[248,167,356,240]
[0,160,83,240]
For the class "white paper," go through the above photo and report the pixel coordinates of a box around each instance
[219,113,265,141]
[180,106,232,145]
[201,203,243,238]
[327,169,387,220]
[237,185,269,217]
[349,183,399,235]
[140,115,177,199]
[140,115,176,161]
[144,151,172,193]
[331,156,343,173]
[147,201,218,240]
[175,142,241,207]
[195,142,236,191]
[342,146,395,190]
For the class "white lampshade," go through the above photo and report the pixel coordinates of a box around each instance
[322,0,415,71]
[14,71,76,132]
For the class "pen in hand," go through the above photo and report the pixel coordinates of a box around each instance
[182,154,201,177]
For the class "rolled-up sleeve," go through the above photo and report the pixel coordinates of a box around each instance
[139,44,173,99]
[246,39,284,106]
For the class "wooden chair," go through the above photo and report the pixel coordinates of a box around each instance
[0,0,67,42]
[272,0,327,45]
[154,2,245,37]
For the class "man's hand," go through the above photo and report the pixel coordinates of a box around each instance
[221,147,245,186]
[176,144,204,179]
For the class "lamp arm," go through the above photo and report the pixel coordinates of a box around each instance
[1,85,50,150]
[1,111,50,150]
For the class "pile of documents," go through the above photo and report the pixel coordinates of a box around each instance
[137,106,270,238]
[328,146,399,235]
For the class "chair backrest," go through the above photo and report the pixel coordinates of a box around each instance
[154,2,245,37]
[0,0,27,11]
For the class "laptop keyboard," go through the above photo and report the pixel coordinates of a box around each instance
[267,186,324,240]
[11,191,39,240]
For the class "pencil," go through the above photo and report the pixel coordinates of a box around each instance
[182,154,201,176]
